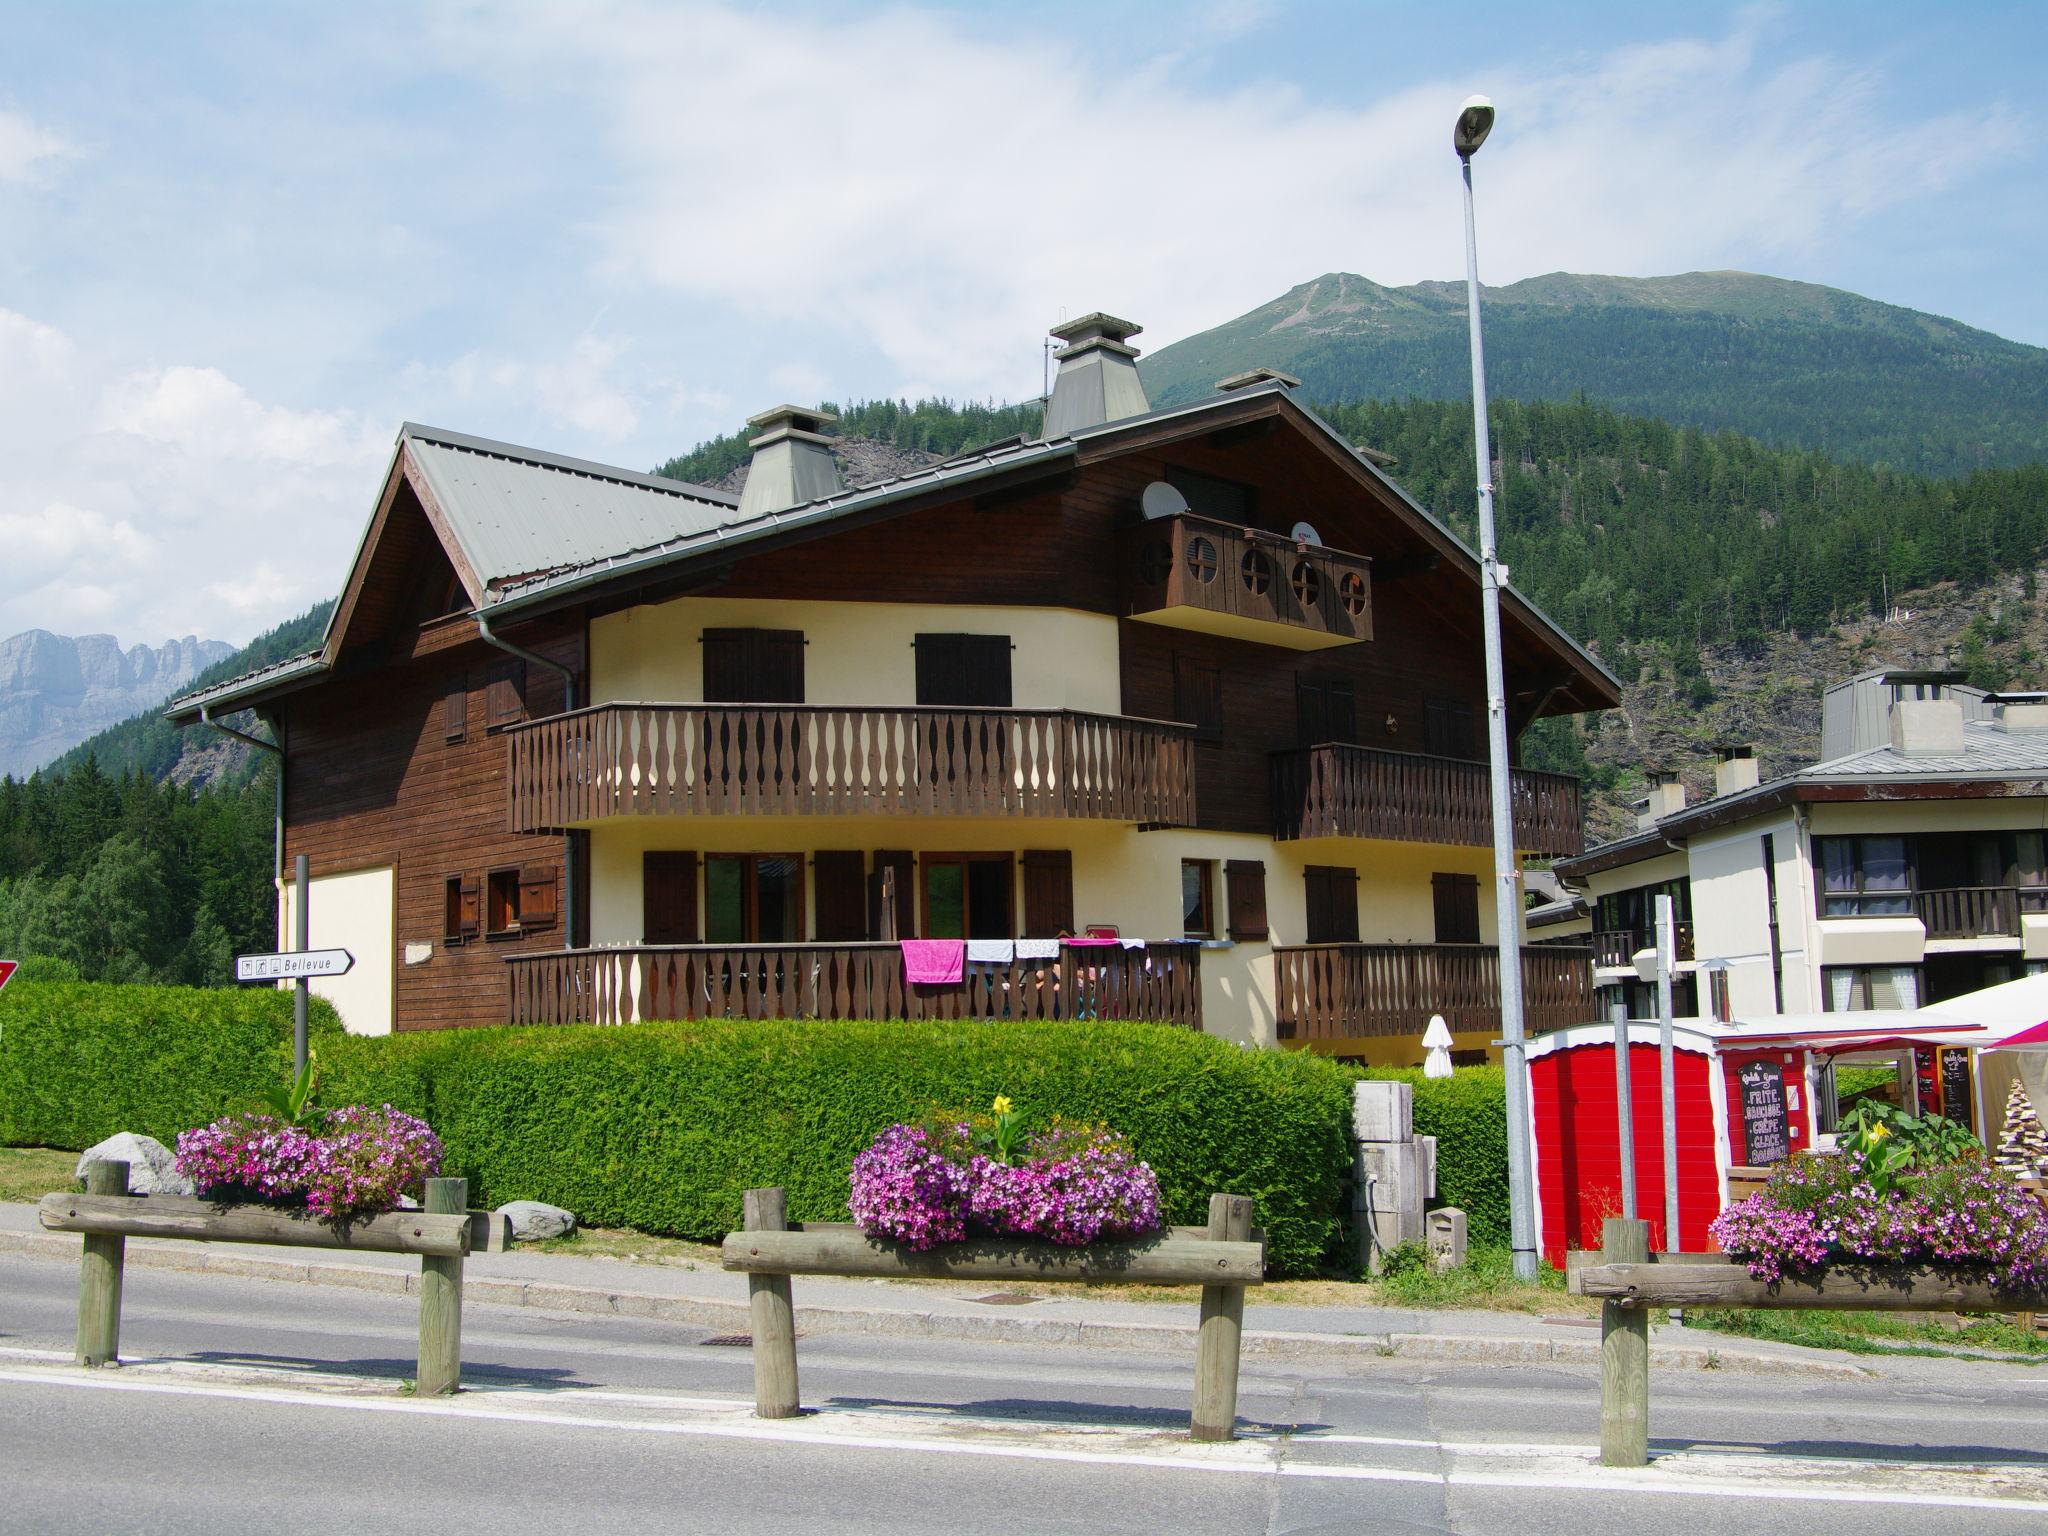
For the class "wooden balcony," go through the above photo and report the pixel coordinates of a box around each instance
[1270,744,1583,857]
[1120,512,1372,650]
[1592,922,1697,970]
[1273,942,1595,1044]
[1914,886,2023,939]
[506,704,1197,833]
[506,942,1202,1030]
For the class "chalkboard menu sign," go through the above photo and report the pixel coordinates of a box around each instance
[1739,1060,1791,1166]
[1940,1049,1974,1129]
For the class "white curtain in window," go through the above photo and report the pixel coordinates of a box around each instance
[1827,967,1856,1012]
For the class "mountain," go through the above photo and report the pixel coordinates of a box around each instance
[0,632,235,779]
[1140,271,2048,476]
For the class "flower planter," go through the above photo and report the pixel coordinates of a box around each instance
[1574,1256,2048,1312]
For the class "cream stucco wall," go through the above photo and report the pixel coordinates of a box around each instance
[1688,820,1794,1017]
[1805,798,2048,838]
[590,596,1124,714]
[278,867,395,1036]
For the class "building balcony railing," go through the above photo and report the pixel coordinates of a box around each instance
[1120,512,1372,649]
[1819,886,2048,937]
[1592,922,1697,970]
[1270,744,1583,857]
[506,704,1197,833]
[505,942,1202,1030]
[1273,942,1595,1043]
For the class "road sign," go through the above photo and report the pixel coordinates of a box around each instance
[0,959,16,993]
[235,949,354,982]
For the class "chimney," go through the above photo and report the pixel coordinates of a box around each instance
[1889,697,1965,757]
[736,405,843,520]
[1714,745,1760,797]
[1998,700,2048,732]
[1215,366,1302,393]
[1041,313,1148,439]
[1637,770,1685,830]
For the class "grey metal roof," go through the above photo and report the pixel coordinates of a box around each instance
[164,650,326,721]
[399,423,738,590]
[1803,720,2048,781]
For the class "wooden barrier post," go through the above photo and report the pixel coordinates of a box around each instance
[745,1186,800,1419]
[1190,1192,1254,1443]
[417,1176,467,1396]
[75,1159,130,1368]
[1599,1216,1651,1468]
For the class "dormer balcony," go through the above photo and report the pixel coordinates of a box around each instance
[1120,513,1372,650]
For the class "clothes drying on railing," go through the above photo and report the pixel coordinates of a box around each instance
[900,939,965,985]
[965,939,1016,964]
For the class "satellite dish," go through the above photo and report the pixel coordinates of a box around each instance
[1292,521,1322,545]
[1141,481,1191,520]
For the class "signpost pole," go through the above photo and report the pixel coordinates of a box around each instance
[293,854,309,1078]
[1655,894,1679,1252]
[1611,997,1637,1220]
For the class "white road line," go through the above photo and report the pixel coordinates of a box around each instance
[4,1366,2048,1514]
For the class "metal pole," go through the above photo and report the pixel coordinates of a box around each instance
[293,853,310,1078]
[1460,150,1538,1281]
[1655,893,1678,1251]
[1611,997,1637,1220]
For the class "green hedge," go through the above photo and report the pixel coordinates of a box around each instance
[315,1018,1355,1275]
[1356,1065,1509,1245]
[0,980,343,1149]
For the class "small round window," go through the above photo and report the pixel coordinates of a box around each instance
[1185,537,1219,584]
[1339,570,1368,617]
[1290,560,1323,610]
[1137,540,1173,586]
[1240,548,1274,596]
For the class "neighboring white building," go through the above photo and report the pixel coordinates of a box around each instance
[1556,670,2048,1021]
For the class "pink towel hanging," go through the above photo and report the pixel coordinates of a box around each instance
[901,938,965,985]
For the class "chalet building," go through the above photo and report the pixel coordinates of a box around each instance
[167,314,1616,1061]
[1555,670,2048,1020]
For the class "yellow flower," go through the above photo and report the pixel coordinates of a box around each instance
[992,1096,1014,1115]
[1867,1122,1890,1142]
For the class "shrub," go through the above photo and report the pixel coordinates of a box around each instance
[314,1017,1354,1275]
[1355,1065,1509,1245]
[0,980,344,1149]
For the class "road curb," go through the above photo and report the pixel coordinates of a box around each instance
[0,1228,1862,1379]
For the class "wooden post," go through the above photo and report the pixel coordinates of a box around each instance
[75,1159,130,1368]
[1190,1192,1254,1443]
[745,1186,800,1419]
[417,1176,466,1396]
[1599,1216,1652,1468]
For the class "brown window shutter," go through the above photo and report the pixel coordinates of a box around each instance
[1021,849,1074,939]
[869,849,916,939]
[1432,872,1480,944]
[443,677,468,742]
[813,850,867,942]
[914,634,1013,707]
[1332,866,1360,943]
[703,628,805,703]
[486,660,527,725]
[519,868,560,931]
[643,851,698,945]
[1172,656,1223,741]
[1225,860,1268,941]
[1305,865,1359,945]
[458,877,481,941]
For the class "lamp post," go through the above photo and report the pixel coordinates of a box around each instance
[1454,94,1539,1281]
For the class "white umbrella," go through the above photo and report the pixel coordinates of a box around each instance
[1422,1014,1454,1079]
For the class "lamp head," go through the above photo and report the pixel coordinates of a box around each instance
[1454,94,1495,158]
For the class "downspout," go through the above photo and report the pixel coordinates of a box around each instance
[476,608,580,947]
[200,703,284,896]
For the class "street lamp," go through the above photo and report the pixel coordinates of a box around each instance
[1454,93,1540,1281]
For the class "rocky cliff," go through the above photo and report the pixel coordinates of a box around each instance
[0,631,234,778]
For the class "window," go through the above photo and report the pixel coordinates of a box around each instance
[486,867,521,937]
[1824,964,1922,1011]
[1431,872,1481,944]
[1225,860,1269,941]
[1172,656,1224,742]
[1817,835,1911,917]
[1181,859,1215,938]
[1594,878,1692,934]
[1295,678,1357,747]
[643,852,698,945]
[921,853,1014,940]
[1021,849,1074,939]
[1303,865,1360,944]
[1164,464,1255,523]
[705,854,805,943]
[444,876,479,944]
[813,851,868,942]
[913,634,1012,707]
[702,628,805,703]
[1424,697,1478,760]
[442,677,468,743]
[485,660,527,727]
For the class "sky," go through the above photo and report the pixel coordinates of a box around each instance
[1,0,2043,648]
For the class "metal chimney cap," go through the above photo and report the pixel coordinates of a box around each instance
[1050,312,1142,348]
[1216,367,1302,393]
[745,403,839,432]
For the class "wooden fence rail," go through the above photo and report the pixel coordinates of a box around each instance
[1270,743,1582,857]
[507,941,1203,1030]
[721,1187,1264,1442]
[506,703,1198,832]
[1273,942,1594,1042]
[40,1162,475,1393]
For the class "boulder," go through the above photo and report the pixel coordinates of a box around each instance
[497,1199,576,1242]
[75,1132,195,1197]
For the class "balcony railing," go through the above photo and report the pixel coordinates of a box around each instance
[1915,886,2023,939]
[506,942,1202,1030]
[1121,512,1372,648]
[1273,942,1595,1043]
[1592,922,1697,969]
[1270,744,1583,857]
[506,704,1197,833]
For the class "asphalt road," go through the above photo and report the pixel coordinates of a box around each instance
[5,1253,2048,1534]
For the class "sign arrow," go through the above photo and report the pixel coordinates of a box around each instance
[0,959,17,994]
[235,949,355,982]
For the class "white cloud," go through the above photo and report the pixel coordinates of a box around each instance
[0,108,73,184]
